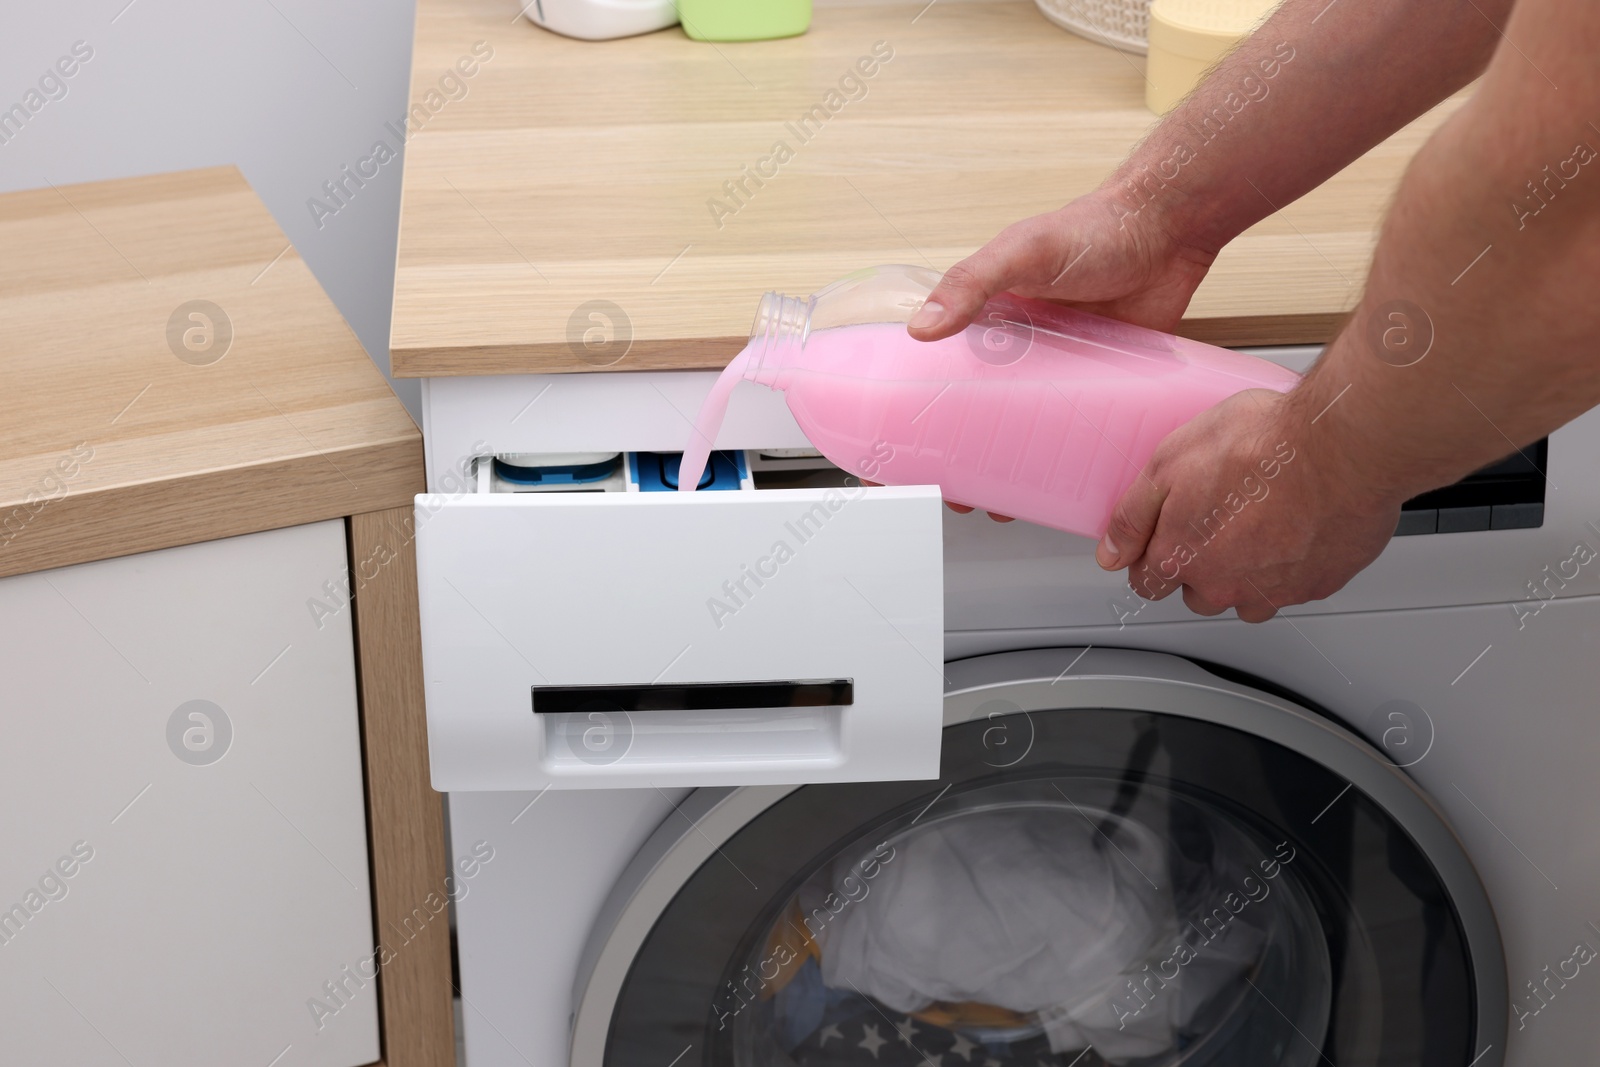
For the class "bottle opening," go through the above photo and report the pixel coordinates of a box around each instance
[744,291,811,387]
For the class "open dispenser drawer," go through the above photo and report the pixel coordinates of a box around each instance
[415,454,944,790]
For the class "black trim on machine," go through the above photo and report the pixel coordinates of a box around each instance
[532,679,854,714]
[1395,438,1547,535]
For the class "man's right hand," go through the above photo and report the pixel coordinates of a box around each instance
[906,188,1220,520]
[905,189,1218,342]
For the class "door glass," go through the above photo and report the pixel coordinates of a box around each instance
[603,707,1475,1067]
[729,778,1330,1066]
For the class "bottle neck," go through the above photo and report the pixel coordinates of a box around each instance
[743,291,812,388]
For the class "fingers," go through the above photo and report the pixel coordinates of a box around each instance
[1181,586,1228,617]
[946,502,1014,521]
[1097,475,1167,572]
[1178,582,1278,621]
[1127,561,1181,601]
[874,480,1011,521]
[907,222,1053,342]
[1234,595,1279,624]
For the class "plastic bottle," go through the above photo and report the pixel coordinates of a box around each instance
[523,0,679,40]
[678,264,1300,539]
[676,0,810,40]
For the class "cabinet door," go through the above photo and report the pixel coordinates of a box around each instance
[0,521,379,1067]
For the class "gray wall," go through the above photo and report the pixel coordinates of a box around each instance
[2,0,423,417]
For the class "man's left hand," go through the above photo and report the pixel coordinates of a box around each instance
[1094,389,1399,622]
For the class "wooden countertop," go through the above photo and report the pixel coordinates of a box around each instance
[0,166,422,579]
[390,0,1464,377]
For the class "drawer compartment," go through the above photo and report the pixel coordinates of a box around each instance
[415,482,944,789]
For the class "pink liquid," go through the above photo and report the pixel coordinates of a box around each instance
[677,346,754,494]
[679,310,1299,538]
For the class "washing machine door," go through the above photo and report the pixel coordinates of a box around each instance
[571,649,1505,1067]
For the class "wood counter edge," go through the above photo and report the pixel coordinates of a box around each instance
[389,313,1345,377]
[0,432,423,581]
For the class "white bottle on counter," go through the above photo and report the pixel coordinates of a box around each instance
[522,0,679,40]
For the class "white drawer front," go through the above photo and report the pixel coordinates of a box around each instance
[416,484,944,789]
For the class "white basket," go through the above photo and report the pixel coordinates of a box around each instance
[1034,0,1151,54]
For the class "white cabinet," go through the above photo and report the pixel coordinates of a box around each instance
[0,521,379,1067]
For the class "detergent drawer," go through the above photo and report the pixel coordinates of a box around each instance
[415,484,945,789]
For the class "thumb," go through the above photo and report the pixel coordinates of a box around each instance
[1097,474,1166,571]
[907,239,1032,343]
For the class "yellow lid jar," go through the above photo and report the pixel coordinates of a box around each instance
[1146,0,1280,113]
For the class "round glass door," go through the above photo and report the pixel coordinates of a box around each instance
[725,776,1332,1066]
[593,665,1492,1067]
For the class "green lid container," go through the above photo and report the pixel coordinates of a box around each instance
[676,0,811,40]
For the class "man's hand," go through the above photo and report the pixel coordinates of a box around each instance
[1095,390,1399,623]
[903,0,1594,607]
[910,188,1218,522]
[906,190,1216,342]
[1101,0,1600,627]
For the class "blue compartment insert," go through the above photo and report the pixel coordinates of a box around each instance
[495,455,620,486]
[629,451,745,492]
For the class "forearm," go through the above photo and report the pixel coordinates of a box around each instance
[1286,0,1600,509]
[1111,0,1510,255]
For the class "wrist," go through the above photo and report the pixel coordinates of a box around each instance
[1279,362,1409,519]
[1084,173,1218,275]
[1093,149,1234,265]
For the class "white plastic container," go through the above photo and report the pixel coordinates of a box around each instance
[1033,0,1152,54]
[522,0,678,40]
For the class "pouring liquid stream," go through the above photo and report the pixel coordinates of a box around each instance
[677,345,753,492]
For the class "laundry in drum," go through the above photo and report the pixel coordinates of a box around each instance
[718,781,1323,1066]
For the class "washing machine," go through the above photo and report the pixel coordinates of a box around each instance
[415,346,1600,1067]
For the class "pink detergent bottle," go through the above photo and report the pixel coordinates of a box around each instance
[678,264,1301,538]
